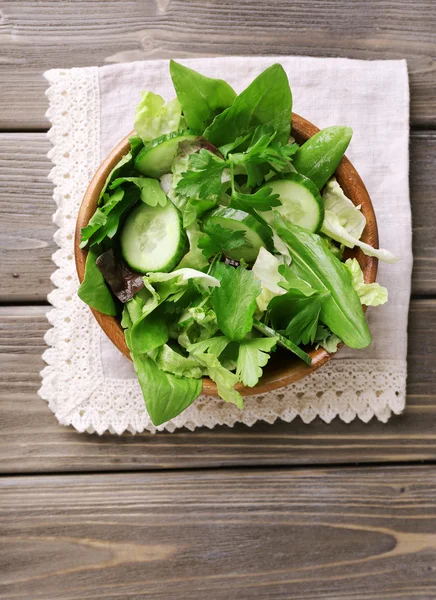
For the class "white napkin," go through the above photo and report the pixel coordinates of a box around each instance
[41,57,411,434]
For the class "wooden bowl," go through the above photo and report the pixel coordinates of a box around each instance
[75,113,378,396]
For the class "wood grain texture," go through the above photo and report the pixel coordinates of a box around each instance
[1,467,436,599]
[0,130,434,300]
[0,0,435,129]
[0,300,435,473]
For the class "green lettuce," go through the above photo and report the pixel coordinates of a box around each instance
[321,179,398,263]
[134,91,182,142]
[252,247,287,313]
[345,258,388,306]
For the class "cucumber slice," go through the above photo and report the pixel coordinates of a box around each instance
[204,207,273,263]
[134,131,197,178]
[261,173,324,232]
[120,201,187,273]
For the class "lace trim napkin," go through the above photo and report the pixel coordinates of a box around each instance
[40,57,411,434]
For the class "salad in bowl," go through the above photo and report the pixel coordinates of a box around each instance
[76,61,396,426]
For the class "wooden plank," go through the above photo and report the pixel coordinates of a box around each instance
[0,130,433,300]
[1,467,436,599]
[0,0,435,129]
[0,300,435,473]
[0,134,55,301]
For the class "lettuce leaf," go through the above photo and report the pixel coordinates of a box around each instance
[77,246,117,316]
[149,344,205,379]
[252,247,287,313]
[345,258,388,306]
[188,337,243,408]
[132,354,202,426]
[321,179,398,263]
[134,91,182,142]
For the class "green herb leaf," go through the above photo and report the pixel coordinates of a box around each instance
[204,64,292,147]
[170,60,236,131]
[211,263,260,341]
[199,222,246,259]
[175,149,226,201]
[230,187,281,213]
[77,247,117,316]
[236,337,277,387]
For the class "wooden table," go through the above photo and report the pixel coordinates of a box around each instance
[1,2,436,598]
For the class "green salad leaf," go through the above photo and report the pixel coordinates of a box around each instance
[236,337,277,386]
[274,214,372,349]
[134,91,182,142]
[188,337,243,408]
[211,263,261,341]
[199,222,246,259]
[170,60,236,131]
[78,247,117,316]
[133,353,202,426]
[149,344,205,379]
[175,149,226,201]
[111,177,167,207]
[204,64,292,147]
[253,319,312,365]
[345,258,388,306]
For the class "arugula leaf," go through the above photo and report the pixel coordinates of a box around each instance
[170,60,236,131]
[132,353,202,426]
[236,337,277,386]
[175,149,226,201]
[253,319,312,365]
[134,91,182,142]
[111,177,167,207]
[273,214,371,349]
[78,247,117,316]
[204,64,292,147]
[211,263,260,341]
[199,222,246,259]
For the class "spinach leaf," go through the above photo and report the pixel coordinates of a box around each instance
[132,353,202,426]
[211,263,260,341]
[204,64,292,147]
[273,214,371,349]
[77,247,117,316]
[170,60,236,131]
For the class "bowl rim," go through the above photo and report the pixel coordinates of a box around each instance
[75,113,378,397]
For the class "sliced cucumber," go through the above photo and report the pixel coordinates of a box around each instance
[204,207,273,263]
[134,131,197,178]
[261,173,324,232]
[120,201,187,273]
